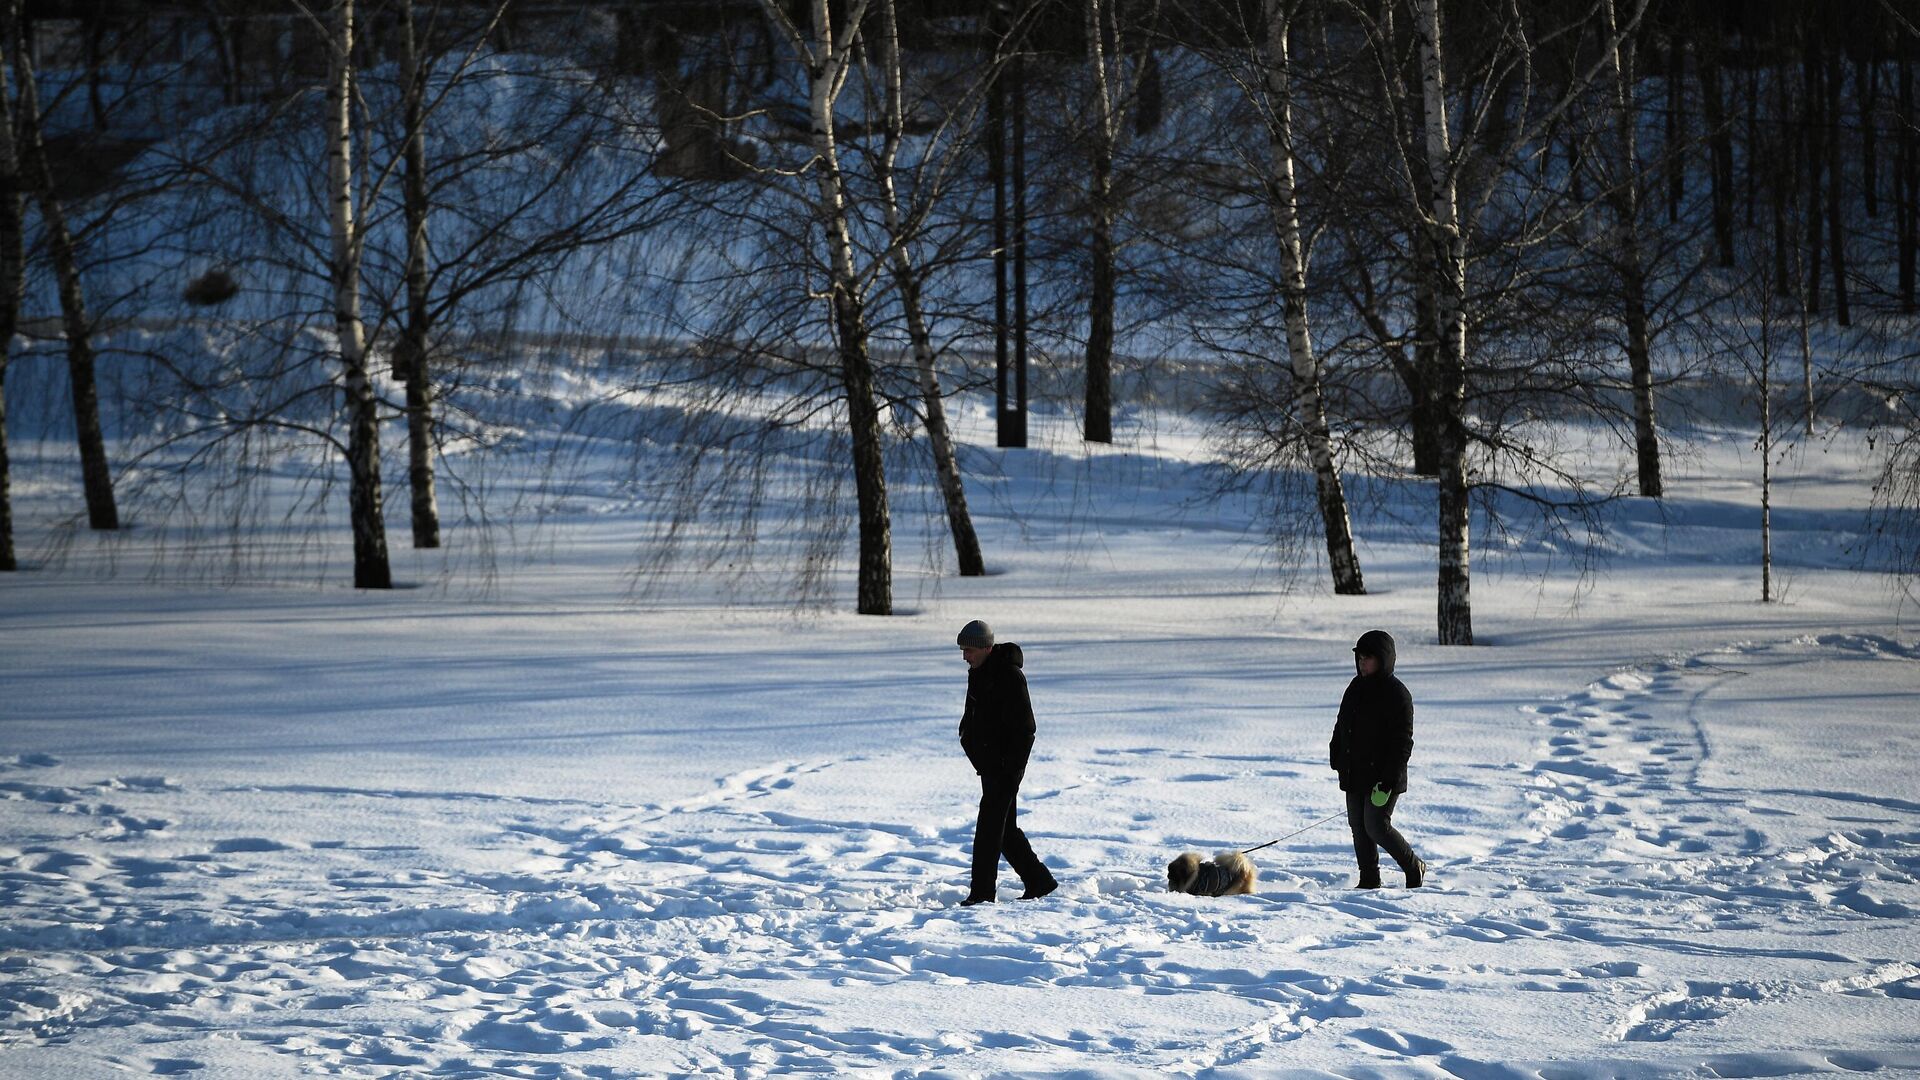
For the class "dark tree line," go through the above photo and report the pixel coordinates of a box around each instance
[1,0,1916,634]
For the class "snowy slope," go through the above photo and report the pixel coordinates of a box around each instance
[2,401,1918,1078]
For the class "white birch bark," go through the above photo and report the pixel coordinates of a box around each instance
[1413,0,1472,646]
[1375,0,1647,645]
[763,0,892,615]
[327,0,391,588]
[1083,0,1117,443]
[877,0,983,576]
[1601,0,1663,498]
[1263,0,1363,595]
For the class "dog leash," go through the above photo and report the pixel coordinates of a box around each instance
[1240,810,1344,855]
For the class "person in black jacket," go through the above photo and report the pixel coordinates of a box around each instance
[1329,629,1428,889]
[955,620,1058,906]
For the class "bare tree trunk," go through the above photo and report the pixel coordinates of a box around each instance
[1409,268,1441,476]
[1699,33,1735,266]
[1800,296,1815,437]
[1860,55,1879,219]
[1604,0,1662,498]
[1376,10,1441,479]
[1264,0,1363,594]
[766,0,892,614]
[12,8,117,531]
[1804,41,1824,315]
[0,339,12,570]
[989,12,1029,450]
[327,0,391,588]
[1773,65,1793,294]
[988,43,1012,443]
[1413,0,1471,646]
[210,11,241,106]
[397,0,439,549]
[0,3,20,570]
[1745,63,1758,228]
[1350,262,1438,477]
[85,17,106,134]
[1624,269,1662,496]
[877,0,982,577]
[1083,0,1116,444]
[1826,47,1851,327]
[1665,28,1684,222]
[1566,127,1584,205]
[1901,47,1916,311]
[1011,46,1030,446]
[1761,323,1774,603]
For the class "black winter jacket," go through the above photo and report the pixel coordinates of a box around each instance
[959,643,1036,778]
[1329,629,1414,794]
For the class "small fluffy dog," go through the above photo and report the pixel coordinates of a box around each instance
[1166,850,1257,897]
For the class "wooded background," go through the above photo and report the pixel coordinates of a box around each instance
[2,0,1916,641]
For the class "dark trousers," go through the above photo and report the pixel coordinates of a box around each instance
[970,771,1051,896]
[1345,788,1418,879]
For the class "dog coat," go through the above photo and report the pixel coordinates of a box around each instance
[1188,857,1245,896]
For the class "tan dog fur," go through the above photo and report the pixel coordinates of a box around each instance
[1165,850,1257,896]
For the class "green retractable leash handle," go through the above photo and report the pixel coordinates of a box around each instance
[1370,783,1390,807]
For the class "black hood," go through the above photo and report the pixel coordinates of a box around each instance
[1353,629,1396,676]
[989,642,1024,670]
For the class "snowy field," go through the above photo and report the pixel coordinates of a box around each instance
[2,401,1919,1078]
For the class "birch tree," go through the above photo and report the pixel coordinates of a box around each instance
[322,0,392,588]
[1358,0,1648,645]
[759,0,893,615]
[384,0,518,553]
[1408,0,1474,644]
[8,0,118,531]
[1079,0,1159,444]
[1707,251,1796,604]
[1083,0,1120,443]
[1601,0,1664,498]
[1261,0,1363,593]
[875,0,984,577]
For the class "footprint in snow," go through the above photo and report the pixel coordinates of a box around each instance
[1617,980,1778,1042]
[1349,1026,1455,1055]
[211,838,293,853]
[104,776,180,793]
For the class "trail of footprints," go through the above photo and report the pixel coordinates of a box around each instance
[5,639,1920,1075]
[0,746,1397,1076]
[1511,639,1920,1047]
[1519,662,1719,856]
[1510,655,1783,1047]
[0,749,1440,1074]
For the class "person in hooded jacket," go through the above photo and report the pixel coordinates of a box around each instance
[955,620,1058,906]
[1329,629,1428,888]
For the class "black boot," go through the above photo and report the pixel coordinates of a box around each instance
[960,892,995,907]
[1356,869,1382,889]
[1019,876,1058,900]
[1406,859,1428,889]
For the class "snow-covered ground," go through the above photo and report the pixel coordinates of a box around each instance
[2,399,1918,1078]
